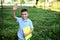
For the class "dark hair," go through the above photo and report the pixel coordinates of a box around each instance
[21,9,28,13]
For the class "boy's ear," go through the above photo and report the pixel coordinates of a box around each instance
[27,13,29,16]
[27,14,29,17]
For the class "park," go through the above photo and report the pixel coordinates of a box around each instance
[0,0,60,40]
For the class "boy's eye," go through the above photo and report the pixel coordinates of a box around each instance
[22,14,27,15]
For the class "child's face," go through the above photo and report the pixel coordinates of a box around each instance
[21,11,28,20]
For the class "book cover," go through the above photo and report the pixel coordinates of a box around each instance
[23,26,32,40]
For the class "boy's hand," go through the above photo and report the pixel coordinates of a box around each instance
[24,29,34,37]
[13,4,18,11]
[24,33,29,37]
[12,4,18,19]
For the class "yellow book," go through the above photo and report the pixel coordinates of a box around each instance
[23,26,32,40]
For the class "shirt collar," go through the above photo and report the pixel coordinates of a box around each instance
[21,18,28,22]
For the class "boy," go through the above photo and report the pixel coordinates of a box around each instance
[12,4,34,40]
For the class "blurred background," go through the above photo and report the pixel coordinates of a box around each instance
[0,0,60,40]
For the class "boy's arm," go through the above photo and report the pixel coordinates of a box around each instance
[24,28,34,37]
[12,4,18,19]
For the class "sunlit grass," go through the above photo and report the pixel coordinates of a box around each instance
[0,6,60,40]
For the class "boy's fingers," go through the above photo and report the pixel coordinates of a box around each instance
[13,4,18,10]
[13,4,18,8]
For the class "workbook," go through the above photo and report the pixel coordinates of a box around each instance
[23,26,32,40]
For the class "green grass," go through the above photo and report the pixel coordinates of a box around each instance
[0,6,60,40]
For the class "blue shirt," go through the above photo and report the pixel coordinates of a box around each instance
[16,17,33,40]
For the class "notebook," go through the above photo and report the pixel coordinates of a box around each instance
[23,26,32,40]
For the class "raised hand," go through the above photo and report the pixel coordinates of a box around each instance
[13,4,18,11]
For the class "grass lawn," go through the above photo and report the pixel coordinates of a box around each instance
[0,6,60,40]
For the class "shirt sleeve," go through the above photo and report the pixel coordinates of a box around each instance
[29,20,34,29]
[16,17,19,23]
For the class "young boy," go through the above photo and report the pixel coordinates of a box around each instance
[12,4,34,40]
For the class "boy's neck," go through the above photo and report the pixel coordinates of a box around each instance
[22,18,28,22]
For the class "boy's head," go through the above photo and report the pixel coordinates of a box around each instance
[21,9,28,20]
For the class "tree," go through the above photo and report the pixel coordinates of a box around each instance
[57,0,60,1]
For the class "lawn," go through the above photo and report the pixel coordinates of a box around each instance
[0,6,60,40]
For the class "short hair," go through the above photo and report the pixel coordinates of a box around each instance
[21,9,28,13]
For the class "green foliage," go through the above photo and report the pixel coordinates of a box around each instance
[57,0,60,1]
[0,6,60,40]
[20,0,25,4]
[39,0,45,2]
